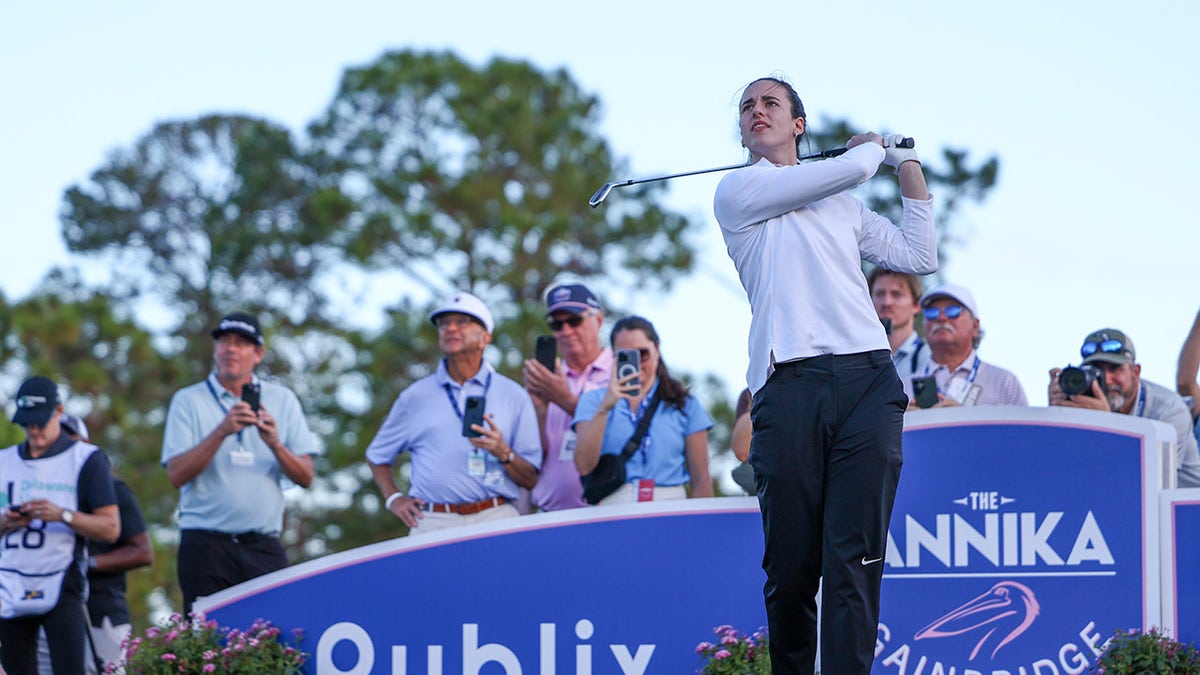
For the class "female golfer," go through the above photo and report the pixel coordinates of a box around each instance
[713,76,936,675]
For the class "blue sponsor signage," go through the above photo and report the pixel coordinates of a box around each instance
[1161,489,1200,645]
[875,407,1166,674]
[197,500,767,674]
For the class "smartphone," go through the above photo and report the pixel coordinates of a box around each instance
[462,395,486,437]
[912,376,939,409]
[881,317,893,336]
[616,349,641,397]
[241,382,261,412]
[535,335,557,371]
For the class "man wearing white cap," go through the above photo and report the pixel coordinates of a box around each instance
[903,283,1027,407]
[367,291,541,534]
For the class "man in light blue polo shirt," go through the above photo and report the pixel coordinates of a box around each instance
[161,312,318,615]
[367,291,541,535]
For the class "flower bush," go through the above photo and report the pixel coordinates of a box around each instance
[696,624,771,674]
[120,613,308,674]
[1094,627,1200,674]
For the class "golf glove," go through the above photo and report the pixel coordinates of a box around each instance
[882,133,919,174]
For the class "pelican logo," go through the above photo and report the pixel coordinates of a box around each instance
[552,288,572,303]
[16,395,47,409]
[914,581,1040,660]
[22,590,45,601]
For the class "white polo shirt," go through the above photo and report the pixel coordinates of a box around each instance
[713,144,937,393]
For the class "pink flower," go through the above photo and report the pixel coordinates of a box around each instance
[146,627,161,639]
[715,649,732,660]
[203,665,216,673]
[721,635,739,646]
[161,653,177,662]
[696,641,714,653]
[713,625,733,636]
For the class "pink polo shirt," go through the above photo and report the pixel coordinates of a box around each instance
[531,348,613,511]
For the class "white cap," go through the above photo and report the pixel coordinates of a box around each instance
[60,414,90,440]
[429,291,495,333]
[920,282,979,318]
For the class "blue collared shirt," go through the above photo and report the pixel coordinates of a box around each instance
[364,359,541,503]
[573,381,713,486]
[161,373,318,534]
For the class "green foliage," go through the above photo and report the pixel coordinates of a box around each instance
[11,47,1000,630]
[122,614,307,674]
[695,625,772,674]
[1094,627,1200,674]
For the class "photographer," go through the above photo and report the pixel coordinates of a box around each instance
[1049,328,1200,487]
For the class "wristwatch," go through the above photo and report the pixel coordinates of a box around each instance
[500,450,514,465]
[62,509,74,526]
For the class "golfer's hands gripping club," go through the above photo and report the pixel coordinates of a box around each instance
[882,133,919,174]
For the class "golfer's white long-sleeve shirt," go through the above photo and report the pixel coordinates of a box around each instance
[714,144,937,393]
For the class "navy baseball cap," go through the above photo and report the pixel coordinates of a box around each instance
[12,376,60,427]
[545,283,601,316]
[211,312,265,346]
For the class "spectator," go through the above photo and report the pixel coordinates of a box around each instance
[35,415,153,675]
[573,316,713,504]
[0,376,119,675]
[367,291,541,534]
[903,283,1027,407]
[161,312,318,615]
[1177,307,1200,446]
[1051,327,1200,487]
[730,388,757,494]
[523,283,613,511]
[868,267,931,381]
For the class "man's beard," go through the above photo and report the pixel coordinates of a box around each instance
[1106,387,1133,413]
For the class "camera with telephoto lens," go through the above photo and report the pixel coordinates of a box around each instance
[1058,364,1107,397]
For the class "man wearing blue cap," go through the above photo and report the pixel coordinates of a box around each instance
[367,291,542,534]
[161,312,319,615]
[523,283,613,511]
[0,376,119,675]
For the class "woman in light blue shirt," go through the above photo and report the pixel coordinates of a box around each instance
[573,316,713,504]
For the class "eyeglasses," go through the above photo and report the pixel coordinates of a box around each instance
[547,312,593,332]
[922,305,966,321]
[435,315,476,330]
[1081,339,1126,358]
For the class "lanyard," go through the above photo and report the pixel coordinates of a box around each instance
[1134,385,1147,418]
[442,370,493,421]
[205,377,247,444]
[926,355,981,385]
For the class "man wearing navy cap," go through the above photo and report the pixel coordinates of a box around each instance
[523,283,613,511]
[367,291,542,534]
[161,311,319,614]
[0,376,119,675]
[1050,327,1200,487]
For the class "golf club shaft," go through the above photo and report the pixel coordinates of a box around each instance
[589,137,915,207]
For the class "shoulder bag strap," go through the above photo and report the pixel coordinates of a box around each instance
[618,389,662,463]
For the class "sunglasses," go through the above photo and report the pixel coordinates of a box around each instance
[547,312,592,332]
[1080,339,1126,358]
[922,305,966,321]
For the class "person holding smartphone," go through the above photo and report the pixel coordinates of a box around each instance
[713,76,936,674]
[522,283,613,511]
[367,291,541,535]
[1,376,120,675]
[161,312,318,615]
[571,316,713,505]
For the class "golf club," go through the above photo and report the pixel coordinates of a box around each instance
[588,137,915,208]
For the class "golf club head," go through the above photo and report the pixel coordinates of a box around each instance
[588,182,616,209]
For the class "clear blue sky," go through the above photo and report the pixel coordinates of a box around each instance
[2,1,1198,406]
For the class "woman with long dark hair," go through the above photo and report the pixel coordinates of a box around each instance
[572,316,713,504]
[713,76,937,674]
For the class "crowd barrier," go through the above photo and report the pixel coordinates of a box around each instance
[197,407,1194,674]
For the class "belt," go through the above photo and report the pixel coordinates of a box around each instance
[185,529,276,544]
[420,496,507,515]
